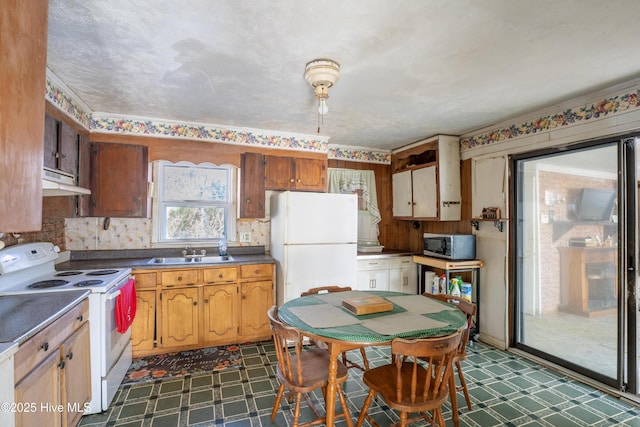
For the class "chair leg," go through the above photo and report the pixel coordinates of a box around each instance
[355,389,375,427]
[434,408,445,427]
[271,384,285,422]
[449,372,460,427]
[398,411,408,427]
[292,391,303,427]
[336,386,354,427]
[359,347,370,370]
[456,361,472,411]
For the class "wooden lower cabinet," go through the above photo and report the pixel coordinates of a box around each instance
[202,284,238,342]
[14,299,90,427]
[61,323,91,427]
[132,263,274,356]
[240,281,273,338]
[160,286,200,348]
[132,290,156,354]
[15,349,62,427]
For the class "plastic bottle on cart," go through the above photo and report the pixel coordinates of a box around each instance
[449,277,461,297]
[431,276,440,294]
[439,274,447,294]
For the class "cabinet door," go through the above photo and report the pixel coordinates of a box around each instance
[44,114,58,170]
[389,268,418,294]
[240,281,273,338]
[91,142,148,217]
[412,166,438,218]
[356,269,389,291]
[15,349,62,427]
[239,152,265,218]
[294,158,326,192]
[160,287,199,348]
[392,170,413,217]
[77,133,92,216]
[58,121,79,176]
[264,155,293,190]
[202,284,238,342]
[60,322,91,427]
[0,0,47,232]
[132,290,156,354]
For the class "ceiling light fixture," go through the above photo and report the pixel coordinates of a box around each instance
[304,58,340,133]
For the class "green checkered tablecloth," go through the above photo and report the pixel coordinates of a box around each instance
[278,291,466,343]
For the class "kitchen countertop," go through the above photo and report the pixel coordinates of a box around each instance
[356,249,418,260]
[0,290,90,358]
[56,253,275,271]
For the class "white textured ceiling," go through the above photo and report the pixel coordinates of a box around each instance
[47,0,640,151]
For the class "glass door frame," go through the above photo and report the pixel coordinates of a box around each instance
[509,134,638,394]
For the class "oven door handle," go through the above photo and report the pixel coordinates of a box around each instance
[106,290,121,300]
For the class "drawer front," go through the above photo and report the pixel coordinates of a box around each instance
[203,267,238,283]
[357,259,390,271]
[241,263,274,279]
[14,299,89,383]
[389,257,415,270]
[161,270,198,286]
[133,271,157,288]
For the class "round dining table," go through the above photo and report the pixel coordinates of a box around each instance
[278,290,467,427]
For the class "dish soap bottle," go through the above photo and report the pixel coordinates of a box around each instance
[219,235,228,257]
[449,277,461,297]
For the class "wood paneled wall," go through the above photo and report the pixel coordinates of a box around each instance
[329,158,472,252]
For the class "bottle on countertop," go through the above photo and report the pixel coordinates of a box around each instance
[219,235,228,257]
[431,276,440,294]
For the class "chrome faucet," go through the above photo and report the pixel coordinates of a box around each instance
[182,246,206,258]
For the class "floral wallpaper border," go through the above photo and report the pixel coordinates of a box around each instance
[91,113,330,153]
[328,145,391,164]
[45,73,92,129]
[44,73,394,162]
[461,89,640,151]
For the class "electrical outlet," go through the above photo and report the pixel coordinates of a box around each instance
[239,232,251,243]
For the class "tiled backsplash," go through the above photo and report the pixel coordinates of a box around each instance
[64,217,269,250]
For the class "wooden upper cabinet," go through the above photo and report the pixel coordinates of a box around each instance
[264,155,293,190]
[77,134,91,216]
[43,114,58,170]
[0,0,48,232]
[264,155,327,192]
[391,135,461,221]
[294,157,327,191]
[90,142,149,217]
[58,121,79,176]
[240,152,265,218]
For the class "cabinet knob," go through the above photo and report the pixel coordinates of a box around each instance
[177,276,183,281]
[193,301,197,306]
[219,274,223,279]
[246,199,251,204]
[76,314,83,322]
[204,299,209,303]
[40,342,49,352]
[58,360,66,369]
[290,178,295,183]
[66,351,74,360]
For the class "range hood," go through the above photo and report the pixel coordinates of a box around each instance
[42,168,91,197]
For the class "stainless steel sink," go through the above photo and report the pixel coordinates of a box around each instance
[148,256,234,265]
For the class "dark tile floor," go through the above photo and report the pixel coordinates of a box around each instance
[79,341,640,426]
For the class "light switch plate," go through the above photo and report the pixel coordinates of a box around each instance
[239,232,251,243]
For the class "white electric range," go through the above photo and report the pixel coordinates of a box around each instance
[0,242,132,414]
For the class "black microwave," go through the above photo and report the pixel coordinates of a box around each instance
[423,233,476,260]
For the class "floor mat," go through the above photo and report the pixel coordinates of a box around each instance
[122,345,242,385]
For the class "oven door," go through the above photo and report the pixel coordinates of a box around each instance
[102,277,133,377]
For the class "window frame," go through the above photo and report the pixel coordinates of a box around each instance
[151,160,237,246]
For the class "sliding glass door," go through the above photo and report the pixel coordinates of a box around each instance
[513,137,638,393]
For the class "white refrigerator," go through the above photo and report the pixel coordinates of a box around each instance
[270,191,358,305]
